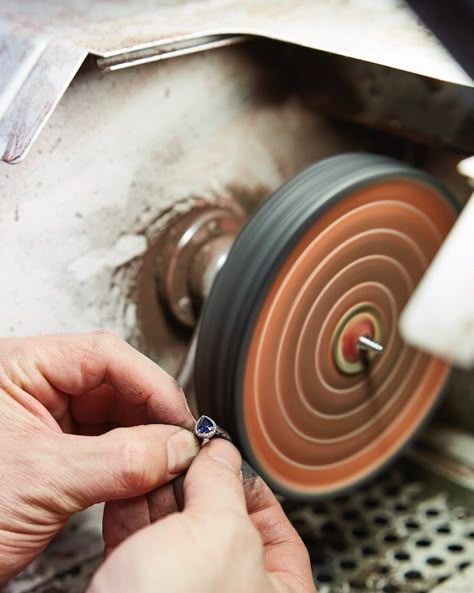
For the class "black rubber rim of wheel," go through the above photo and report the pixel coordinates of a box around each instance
[194,152,458,499]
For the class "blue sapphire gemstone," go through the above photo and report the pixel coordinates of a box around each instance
[195,415,217,438]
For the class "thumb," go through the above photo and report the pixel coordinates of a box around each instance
[183,438,246,515]
[51,425,200,512]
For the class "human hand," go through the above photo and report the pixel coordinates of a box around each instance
[89,439,316,593]
[0,332,198,584]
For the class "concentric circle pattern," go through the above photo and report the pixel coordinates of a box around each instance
[195,154,458,499]
[333,303,383,374]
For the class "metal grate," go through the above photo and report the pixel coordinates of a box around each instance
[284,468,474,593]
[6,465,473,593]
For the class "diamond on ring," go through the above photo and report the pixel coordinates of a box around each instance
[194,415,232,441]
[194,415,218,439]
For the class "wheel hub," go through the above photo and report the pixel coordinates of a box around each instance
[332,303,384,374]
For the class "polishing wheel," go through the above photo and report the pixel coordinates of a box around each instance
[194,153,458,499]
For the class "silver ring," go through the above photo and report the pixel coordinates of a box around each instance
[194,415,232,441]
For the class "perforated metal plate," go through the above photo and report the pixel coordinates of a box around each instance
[4,461,474,592]
[284,466,474,593]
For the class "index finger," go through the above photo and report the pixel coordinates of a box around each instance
[242,462,315,592]
[34,331,195,429]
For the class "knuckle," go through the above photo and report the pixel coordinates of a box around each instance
[80,331,123,388]
[172,377,185,396]
[91,329,121,348]
[262,513,289,543]
[92,328,117,338]
[114,437,154,492]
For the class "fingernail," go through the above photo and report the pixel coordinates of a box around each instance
[172,475,186,511]
[208,439,241,474]
[167,429,200,474]
[241,459,258,481]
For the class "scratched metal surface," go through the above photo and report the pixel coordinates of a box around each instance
[0,0,472,164]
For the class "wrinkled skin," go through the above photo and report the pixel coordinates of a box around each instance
[0,332,197,583]
[0,332,315,593]
[90,439,316,593]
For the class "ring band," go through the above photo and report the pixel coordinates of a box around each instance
[194,415,232,441]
